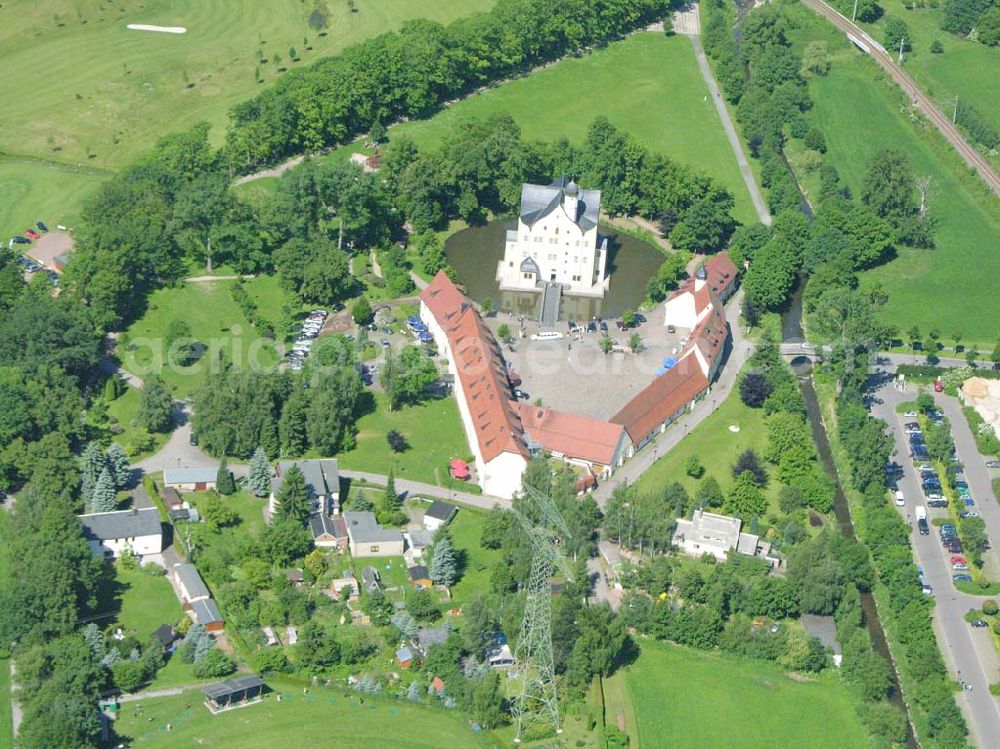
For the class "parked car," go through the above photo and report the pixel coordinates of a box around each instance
[971,619,989,628]
[965,497,975,507]
[632,313,647,324]
[951,555,967,565]
[586,320,597,333]
[23,229,40,240]
[599,321,609,333]
[894,490,905,507]
[953,574,973,583]
[11,236,29,245]
[529,331,564,341]
[513,389,530,400]
[987,460,1000,468]
[189,432,198,446]
[944,541,964,554]
[380,339,390,347]
[36,221,48,232]
[952,562,969,571]
[904,422,921,432]
[903,410,918,418]
[959,511,979,519]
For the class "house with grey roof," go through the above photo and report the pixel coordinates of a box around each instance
[191,597,225,632]
[310,513,348,550]
[343,511,404,558]
[79,507,162,559]
[173,562,210,605]
[267,459,340,521]
[672,509,766,562]
[496,176,609,299]
[163,466,218,492]
[423,500,457,532]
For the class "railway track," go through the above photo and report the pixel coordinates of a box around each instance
[801,0,1000,199]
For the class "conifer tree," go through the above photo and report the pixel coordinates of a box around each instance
[429,535,457,587]
[247,447,272,497]
[277,463,310,525]
[216,456,236,495]
[106,443,132,489]
[90,467,118,513]
[80,441,105,503]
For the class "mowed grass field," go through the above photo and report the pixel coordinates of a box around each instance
[790,9,1000,347]
[0,158,107,245]
[115,686,500,748]
[337,32,757,224]
[0,0,495,170]
[622,641,869,749]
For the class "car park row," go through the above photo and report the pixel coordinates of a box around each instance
[285,310,328,371]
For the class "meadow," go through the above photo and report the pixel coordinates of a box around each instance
[789,7,1000,347]
[0,0,494,170]
[114,683,500,748]
[620,640,869,749]
[335,32,758,224]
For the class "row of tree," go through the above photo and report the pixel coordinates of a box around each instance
[224,0,673,170]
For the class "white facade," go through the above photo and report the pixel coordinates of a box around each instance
[87,534,161,559]
[496,178,608,297]
[672,509,759,561]
[663,272,711,332]
[80,508,163,560]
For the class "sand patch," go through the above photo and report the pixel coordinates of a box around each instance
[127,24,187,34]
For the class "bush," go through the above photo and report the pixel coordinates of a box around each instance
[685,456,705,479]
[740,372,773,408]
[930,39,944,53]
[983,599,998,616]
[193,648,236,679]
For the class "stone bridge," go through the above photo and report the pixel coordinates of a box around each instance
[779,341,826,363]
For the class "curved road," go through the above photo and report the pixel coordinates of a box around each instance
[802,0,1000,198]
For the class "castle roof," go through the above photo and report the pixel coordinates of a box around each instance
[519,176,600,231]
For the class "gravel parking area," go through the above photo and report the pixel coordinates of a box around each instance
[483,305,685,420]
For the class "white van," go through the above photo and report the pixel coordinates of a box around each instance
[529,331,564,341]
[894,490,905,506]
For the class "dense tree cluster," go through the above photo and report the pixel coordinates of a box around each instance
[224,0,672,170]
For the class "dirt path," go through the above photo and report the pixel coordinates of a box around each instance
[232,155,305,186]
[802,0,1000,198]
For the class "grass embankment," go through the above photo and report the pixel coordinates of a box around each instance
[114,680,500,748]
[621,640,868,749]
[332,32,757,224]
[787,6,1000,348]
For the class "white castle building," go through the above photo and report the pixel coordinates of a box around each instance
[496,177,609,298]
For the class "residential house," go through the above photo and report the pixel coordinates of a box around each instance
[672,509,761,561]
[160,486,184,510]
[487,643,515,668]
[422,501,457,532]
[151,624,180,650]
[420,272,529,499]
[396,646,415,668]
[415,626,450,654]
[79,507,162,559]
[163,466,218,492]
[496,177,609,297]
[408,565,432,589]
[403,528,434,563]
[310,513,349,550]
[286,569,304,586]
[344,511,404,557]
[267,459,340,521]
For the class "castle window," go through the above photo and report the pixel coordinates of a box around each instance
[572,275,581,282]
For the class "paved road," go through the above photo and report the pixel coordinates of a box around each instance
[802,0,1000,199]
[593,289,752,507]
[689,31,772,225]
[339,470,510,511]
[135,405,214,474]
[871,368,1000,747]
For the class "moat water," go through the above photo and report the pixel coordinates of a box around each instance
[443,219,663,321]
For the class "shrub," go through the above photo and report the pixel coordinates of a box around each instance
[983,599,998,616]
[740,372,773,408]
[685,456,705,479]
[930,39,944,53]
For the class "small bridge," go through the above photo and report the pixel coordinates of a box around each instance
[779,341,826,363]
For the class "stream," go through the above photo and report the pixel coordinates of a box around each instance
[783,288,918,749]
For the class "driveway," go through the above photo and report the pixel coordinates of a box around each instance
[135,405,217,474]
[871,366,1000,747]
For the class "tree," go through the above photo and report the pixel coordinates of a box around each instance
[137,375,173,433]
[685,456,705,479]
[740,372,773,407]
[861,149,923,243]
[165,318,197,367]
[298,620,340,672]
[369,119,388,145]
[599,334,613,355]
[725,471,768,518]
[466,670,507,728]
[193,648,236,679]
[201,495,239,531]
[247,447,271,497]
[801,40,830,75]
[696,476,725,509]
[258,518,312,566]
[429,535,458,586]
[391,610,419,639]
[79,442,105,502]
[405,587,441,622]
[361,588,393,625]
[497,323,511,341]
[351,296,373,325]
[276,463,310,525]
[386,429,408,452]
[378,470,404,525]
[275,237,353,305]
[173,172,235,272]
[383,346,437,411]
[884,18,911,52]
[930,39,944,53]
[278,393,308,457]
[628,332,644,353]
[216,456,236,495]
[978,7,1000,46]
[90,467,118,513]
[105,443,132,489]
[743,236,799,311]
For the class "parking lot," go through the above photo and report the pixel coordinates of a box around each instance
[481,304,690,420]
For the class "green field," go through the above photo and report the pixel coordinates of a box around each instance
[635,374,778,507]
[114,684,499,748]
[106,384,172,459]
[122,277,285,398]
[622,641,868,749]
[336,32,757,224]
[339,391,472,487]
[0,157,107,245]
[862,8,1000,146]
[114,564,185,638]
[0,0,494,170]
[790,9,1000,347]
[441,508,501,609]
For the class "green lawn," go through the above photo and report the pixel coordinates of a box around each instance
[442,508,501,609]
[122,278,281,398]
[338,392,472,487]
[0,157,106,243]
[861,8,1000,148]
[114,684,500,748]
[789,8,1000,348]
[333,32,757,224]
[115,564,185,638]
[106,384,171,459]
[184,489,268,541]
[635,377,778,507]
[623,641,868,749]
[0,0,495,171]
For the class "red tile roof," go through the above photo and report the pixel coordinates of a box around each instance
[610,356,709,443]
[705,252,738,299]
[516,403,626,467]
[690,298,728,375]
[422,272,528,464]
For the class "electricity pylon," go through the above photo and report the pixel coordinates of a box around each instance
[511,485,573,744]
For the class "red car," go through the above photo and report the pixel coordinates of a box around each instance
[23,229,40,240]
[934,377,944,393]
[950,555,967,565]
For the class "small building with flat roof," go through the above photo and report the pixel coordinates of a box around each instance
[173,562,210,606]
[344,511,404,557]
[163,466,218,492]
[672,509,760,562]
[202,675,266,714]
[191,597,225,632]
[423,501,457,532]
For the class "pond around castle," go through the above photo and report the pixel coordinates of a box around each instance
[443,219,664,321]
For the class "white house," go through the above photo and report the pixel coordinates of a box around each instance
[423,501,457,532]
[343,511,405,558]
[420,272,529,499]
[496,177,608,297]
[672,509,760,561]
[267,459,340,521]
[79,507,162,559]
